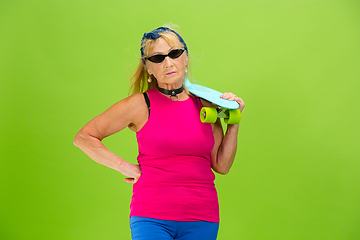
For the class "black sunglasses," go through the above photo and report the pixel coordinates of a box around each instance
[146,48,185,63]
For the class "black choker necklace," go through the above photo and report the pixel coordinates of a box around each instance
[157,85,184,101]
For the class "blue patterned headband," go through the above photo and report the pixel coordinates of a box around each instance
[140,27,188,65]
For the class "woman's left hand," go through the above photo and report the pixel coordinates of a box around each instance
[220,92,245,112]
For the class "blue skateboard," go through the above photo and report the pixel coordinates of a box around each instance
[184,78,241,124]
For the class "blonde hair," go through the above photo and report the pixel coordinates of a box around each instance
[129,29,189,95]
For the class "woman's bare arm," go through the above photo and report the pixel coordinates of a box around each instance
[206,93,245,174]
[73,93,148,183]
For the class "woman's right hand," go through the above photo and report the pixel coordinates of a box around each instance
[120,162,142,183]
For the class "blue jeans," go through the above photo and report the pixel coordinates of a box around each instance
[130,216,219,240]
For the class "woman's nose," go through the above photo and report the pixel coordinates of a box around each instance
[163,56,174,67]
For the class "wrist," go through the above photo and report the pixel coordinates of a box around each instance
[116,158,128,171]
[227,123,240,130]
[225,123,240,134]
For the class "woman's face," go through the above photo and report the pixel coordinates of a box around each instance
[146,37,188,88]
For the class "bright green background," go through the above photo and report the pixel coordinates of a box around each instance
[1,0,359,239]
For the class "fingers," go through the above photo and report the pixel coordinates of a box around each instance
[120,162,142,184]
[221,92,237,101]
[124,168,142,184]
[124,176,140,183]
[124,170,141,183]
[221,92,245,112]
[124,178,136,183]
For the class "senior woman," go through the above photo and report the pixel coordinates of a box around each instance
[74,26,245,240]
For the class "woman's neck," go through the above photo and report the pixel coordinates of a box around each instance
[157,82,183,90]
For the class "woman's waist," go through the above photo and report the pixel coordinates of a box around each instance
[132,181,218,202]
[137,157,215,184]
[130,183,219,223]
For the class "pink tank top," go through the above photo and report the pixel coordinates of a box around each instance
[130,88,219,223]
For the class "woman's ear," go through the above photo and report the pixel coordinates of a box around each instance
[146,64,152,76]
[184,54,189,66]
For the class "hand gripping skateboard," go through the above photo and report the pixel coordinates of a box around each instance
[184,78,241,124]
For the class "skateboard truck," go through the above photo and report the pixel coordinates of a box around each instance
[185,78,241,124]
[200,106,241,124]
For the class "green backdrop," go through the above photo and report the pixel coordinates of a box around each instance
[1,0,359,239]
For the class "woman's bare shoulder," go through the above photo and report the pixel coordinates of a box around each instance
[112,92,148,132]
[88,92,148,134]
[107,92,146,112]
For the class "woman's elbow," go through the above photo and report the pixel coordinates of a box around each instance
[73,129,89,148]
[218,169,230,175]
[73,132,82,148]
[212,165,231,175]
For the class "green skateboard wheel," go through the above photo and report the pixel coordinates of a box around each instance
[200,107,217,123]
[224,109,241,124]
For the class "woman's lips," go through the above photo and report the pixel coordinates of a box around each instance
[166,71,176,75]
